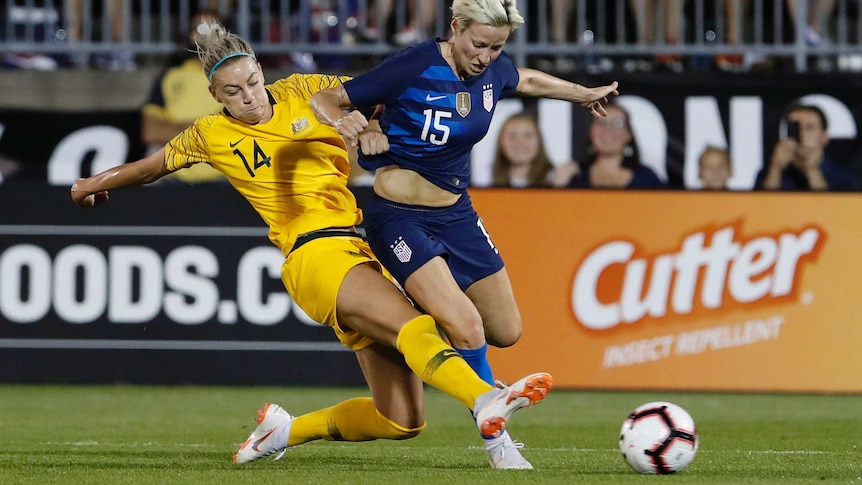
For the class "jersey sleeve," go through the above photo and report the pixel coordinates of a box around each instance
[496,51,520,97]
[268,73,351,103]
[343,47,419,108]
[163,116,213,172]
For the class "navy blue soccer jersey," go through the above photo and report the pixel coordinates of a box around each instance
[343,38,520,193]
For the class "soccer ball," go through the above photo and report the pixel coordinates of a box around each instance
[619,401,699,474]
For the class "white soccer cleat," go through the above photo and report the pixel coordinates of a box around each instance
[473,372,553,439]
[233,403,293,464]
[485,432,534,470]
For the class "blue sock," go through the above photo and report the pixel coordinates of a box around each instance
[454,343,494,386]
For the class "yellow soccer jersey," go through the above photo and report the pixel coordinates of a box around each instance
[164,73,361,254]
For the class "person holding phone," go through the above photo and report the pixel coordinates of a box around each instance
[754,104,860,191]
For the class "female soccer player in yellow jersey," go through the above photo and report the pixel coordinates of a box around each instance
[70,20,551,470]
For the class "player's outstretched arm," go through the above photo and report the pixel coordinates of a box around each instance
[310,86,367,143]
[515,68,619,118]
[71,147,171,207]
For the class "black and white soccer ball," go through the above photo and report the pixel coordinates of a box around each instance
[619,401,699,474]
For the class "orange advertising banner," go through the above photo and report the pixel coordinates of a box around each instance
[473,190,862,393]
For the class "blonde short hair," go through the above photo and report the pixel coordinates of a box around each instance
[451,0,525,33]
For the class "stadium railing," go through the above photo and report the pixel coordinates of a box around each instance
[1,0,861,72]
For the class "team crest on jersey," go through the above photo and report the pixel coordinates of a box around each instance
[456,92,471,117]
[482,84,494,112]
[291,118,309,135]
[391,236,412,263]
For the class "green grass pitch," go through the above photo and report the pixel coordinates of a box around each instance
[0,385,859,484]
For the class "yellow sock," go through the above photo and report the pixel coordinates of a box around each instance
[396,315,493,409]
[288,397,425,446]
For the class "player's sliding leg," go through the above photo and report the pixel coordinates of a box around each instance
[236,262,552,465]
[472,372,553,469]
[406,262,543,469]
[233,403,294,463]
[289,342,427,446]
[381,313,554,469]
[235,343,425,464]
[335,263,502,410]
[233,398,427,464]
[339,266,554,466]
[449,342,531,469]
[464,268,544,469]
[234,317,552,465]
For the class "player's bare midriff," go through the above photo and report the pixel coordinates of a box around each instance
[373,165,462,207]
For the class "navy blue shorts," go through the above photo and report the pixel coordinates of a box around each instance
[362,192,504,291]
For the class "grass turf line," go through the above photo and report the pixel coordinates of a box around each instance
[0,385,859,484]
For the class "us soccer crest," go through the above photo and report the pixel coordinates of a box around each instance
[391,236,412,263]
[456,92,471,117]
[483,84,494,112]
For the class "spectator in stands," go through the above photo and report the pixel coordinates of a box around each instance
[787,0,837,70]
[207,0,233,17]
[697,145,732,190]
[490,113,578,188]
[141,9,225,184]
[627,0,684,72]
[1,2,60,70]
[361,0,438,45]
[546,0,577,72]
[549,0,572,50]
[568,103,664,189]
[715,0,833,72]
[64,0,135,70]
[755,104,859,191]
[543,0,613,73]
[715,0,749,71]
[786,0,836,46]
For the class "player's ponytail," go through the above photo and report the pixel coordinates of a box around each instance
[193,20,257,83]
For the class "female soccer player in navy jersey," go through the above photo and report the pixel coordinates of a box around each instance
[311,0,618,468]
[70,18,552,470]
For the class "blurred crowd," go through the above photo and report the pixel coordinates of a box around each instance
[3,0,862,73]
[1,1,860,192]
[537,0,853,74]
[486,103,861,192]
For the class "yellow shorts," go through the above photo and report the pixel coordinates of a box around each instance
[281,235,382,351]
